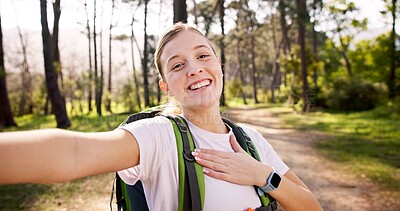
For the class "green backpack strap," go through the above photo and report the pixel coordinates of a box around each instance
[222,118,277,208]
[167,116,205,211]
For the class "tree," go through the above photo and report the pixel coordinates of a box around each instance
[310,0,323,87]
[218,0,226,106]
[228,0,261,104]
[382,0,399,98]
[174,0,188,23]
[278,0,292,54]
[84,0,93,112]
[0,15,17,128]
[295,0,310,112]
[52,0,63,88]
[39,0,70,128]
[143,0,150,107]
[93,0,102,116]
[236,38,248,105]
[130,17,142,109]
[106,0,115,112]
[325,0,367,78]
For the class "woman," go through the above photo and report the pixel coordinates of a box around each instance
[0,23,322,211]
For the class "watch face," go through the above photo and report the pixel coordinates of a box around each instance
[270,173,281,188]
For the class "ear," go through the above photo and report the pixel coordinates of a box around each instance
[159,79,173,96]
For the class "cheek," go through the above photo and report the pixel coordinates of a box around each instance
[165,73,185,92]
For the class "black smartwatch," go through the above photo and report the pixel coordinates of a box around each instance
[260,167,281,193]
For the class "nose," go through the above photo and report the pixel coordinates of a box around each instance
[187,62,204,76]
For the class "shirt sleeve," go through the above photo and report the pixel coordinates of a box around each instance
[117,116,175,185]
[238,124,289,175]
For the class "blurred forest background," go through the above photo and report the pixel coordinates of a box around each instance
[0,0,399,209]
[0,0,398,129]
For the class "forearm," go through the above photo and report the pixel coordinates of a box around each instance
[262,169,323,211]
[0,129,74,184]
[0,129,138,184]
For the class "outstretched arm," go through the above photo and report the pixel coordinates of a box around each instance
[0,128,139,184]
[192,135,323,211]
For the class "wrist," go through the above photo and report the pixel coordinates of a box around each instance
[256,164,274,187]
[259,166,282,193]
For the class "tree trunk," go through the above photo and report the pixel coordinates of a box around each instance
[0,15,17,127]
[311,0,320,88]
[296,0,309,112]
[342,49,353,78]
[279,0,291,54]
[143,0,150,107]
[40,0,70,128]
[237,41,247,105]
[270,11,280,104]
[337,36,353,78]
[52,0,63,90]
[192,0,198,25]
[98,0,104,116]
[18,70,30,116]
[130,18,142,109]
[93,0,102,116]
[219,0,226,106]
[106,0,115,112]
[250,34,259,104]
[173,0,188,23]
[84,0,93,112]
[389,0,397,99]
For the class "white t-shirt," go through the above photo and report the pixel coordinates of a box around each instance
[118,116,289,211]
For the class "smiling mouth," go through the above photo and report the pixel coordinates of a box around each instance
[189,79,211,91]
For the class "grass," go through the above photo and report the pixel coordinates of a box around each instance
[1,111,132,210]
[266,105,400,192]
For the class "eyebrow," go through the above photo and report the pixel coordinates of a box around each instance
[166,44,212,66]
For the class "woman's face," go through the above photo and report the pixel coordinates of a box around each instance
[159,30,222,109]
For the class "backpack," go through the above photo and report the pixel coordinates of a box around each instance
[110,108,278,211]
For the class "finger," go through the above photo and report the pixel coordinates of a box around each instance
[203,168,233,182]
[194,156,228,172]
[229,134,245,153]
[193,151,226,164]
[195,148,231,158]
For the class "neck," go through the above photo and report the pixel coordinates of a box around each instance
[182,104,227,134]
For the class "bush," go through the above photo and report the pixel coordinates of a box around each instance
[327,78,382,111]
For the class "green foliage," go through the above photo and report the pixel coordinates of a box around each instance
[327,78,383,111]
[349,33,391,82]
[225,79,253,105]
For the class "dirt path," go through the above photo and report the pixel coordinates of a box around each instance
[223,106,399,211]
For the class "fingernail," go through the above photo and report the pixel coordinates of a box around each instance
[191,151,198,156]
[194,156,201,161]
[203,168,209,174]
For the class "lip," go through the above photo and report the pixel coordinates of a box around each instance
[187,78,213,91]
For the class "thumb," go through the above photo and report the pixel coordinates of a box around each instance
[229,134,245,153]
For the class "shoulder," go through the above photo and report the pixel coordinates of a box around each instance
[120,115,172,130]
[118,115,175,146]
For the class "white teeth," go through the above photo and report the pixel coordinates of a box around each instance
[190,80,210,90]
